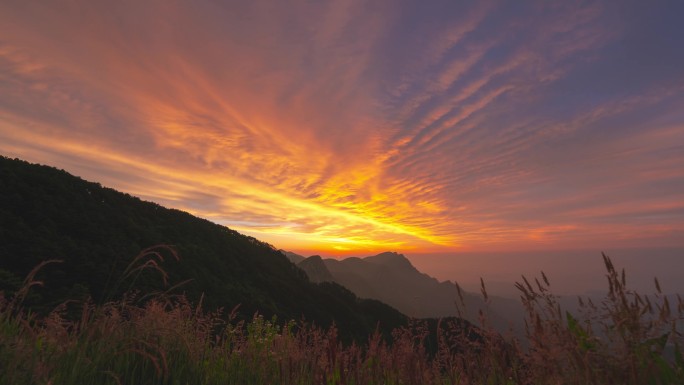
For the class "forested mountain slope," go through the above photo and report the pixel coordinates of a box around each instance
[0,156,407,340]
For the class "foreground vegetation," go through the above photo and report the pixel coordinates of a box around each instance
[2,254,683,385]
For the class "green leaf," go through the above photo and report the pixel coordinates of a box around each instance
[566,311,595,352]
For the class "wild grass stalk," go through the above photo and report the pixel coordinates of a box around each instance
[1,252,683,384]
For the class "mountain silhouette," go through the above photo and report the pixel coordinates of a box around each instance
[297,255,334,283]
[289,251,523,333]
[0,155,408,341]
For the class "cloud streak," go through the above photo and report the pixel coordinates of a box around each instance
[1,0,683,254]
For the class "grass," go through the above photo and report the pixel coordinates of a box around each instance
[1,252,684,384]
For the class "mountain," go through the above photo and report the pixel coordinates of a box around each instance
[365,252,416,269]
[0,156,407,341]
[323,252,468,318]
[282,250,306,264]
[291,252,524,332]
[297,255,334,283]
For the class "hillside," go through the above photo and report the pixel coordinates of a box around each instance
[0,156,407,340]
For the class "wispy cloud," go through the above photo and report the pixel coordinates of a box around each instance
[1,0,683,254]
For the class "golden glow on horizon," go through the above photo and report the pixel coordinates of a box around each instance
[0,115,453,253]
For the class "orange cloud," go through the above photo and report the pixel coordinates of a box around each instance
[1,0,683,256]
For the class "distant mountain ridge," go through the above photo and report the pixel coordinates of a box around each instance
[297,255,334,283]
[281,250,306,264]
[364,252,417,270]
[286,251,523,331]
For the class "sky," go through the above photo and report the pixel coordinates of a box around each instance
[1,1,683,273]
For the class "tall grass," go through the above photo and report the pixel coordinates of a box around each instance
[1,252,683,384]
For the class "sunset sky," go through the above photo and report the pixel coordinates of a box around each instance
[1,1,683,265]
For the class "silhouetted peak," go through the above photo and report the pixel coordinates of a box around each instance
[364,252,414,270]
[298,255,333,283]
